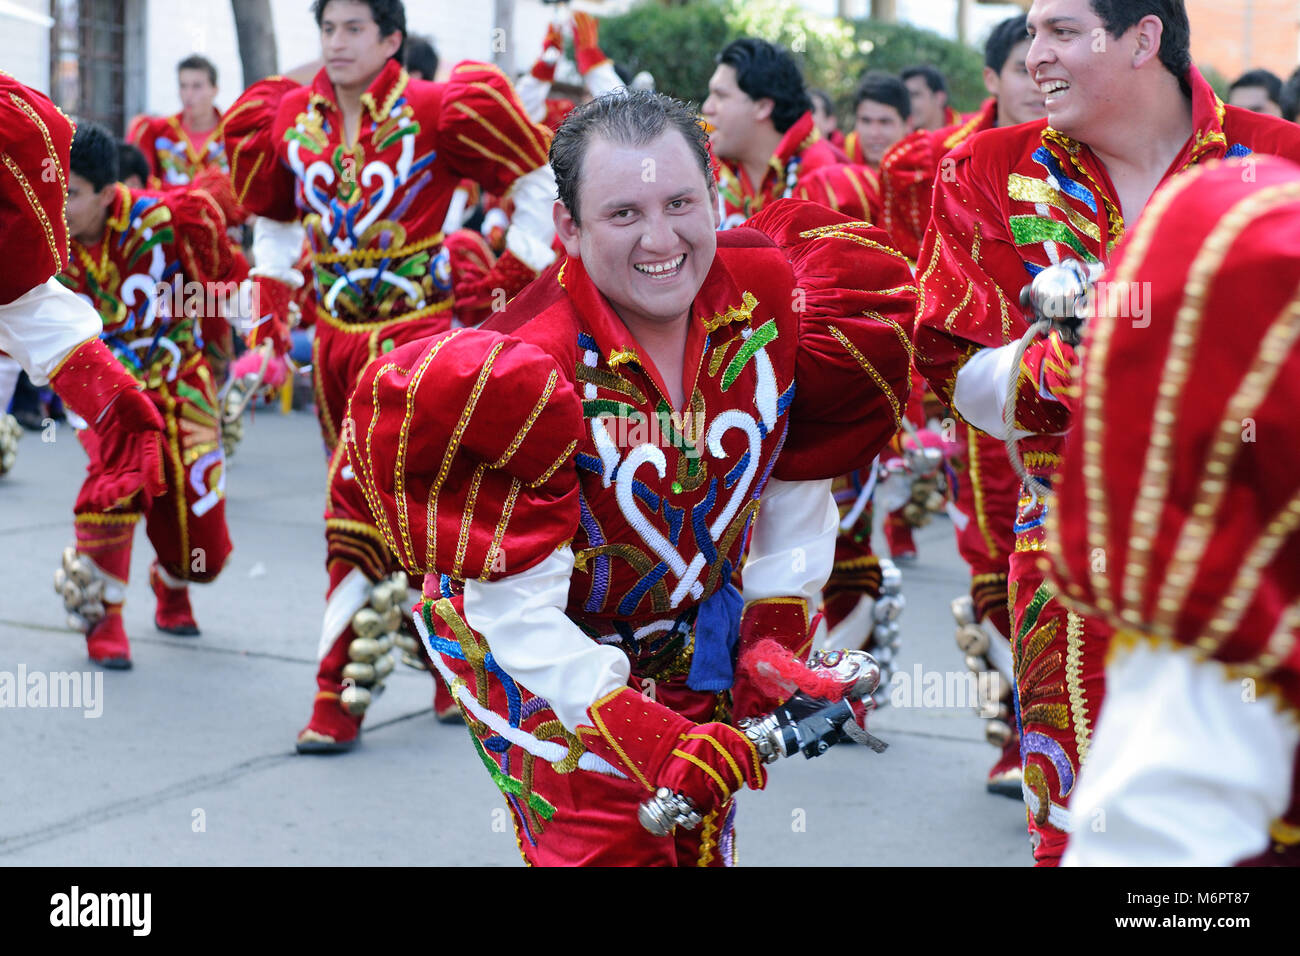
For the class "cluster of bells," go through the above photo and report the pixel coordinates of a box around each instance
[875,440,948,530]
[951,594,1015,748]
[865,558,904,706]
[338,573,425,716]
[53,547,109,633]
[0,413,21,475]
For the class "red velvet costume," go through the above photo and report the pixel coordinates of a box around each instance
[59,183,239,645]
[716,112,882,229]
[223,58,557,747]
[1051,157,1300,865]
[347,201,916,864]
[914,67,1300,863]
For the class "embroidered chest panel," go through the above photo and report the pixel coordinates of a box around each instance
[151,127,229,185]
[62,196,208,385]
[284,91,450,326]
[567,293,794,624]
[1005,145,1116,277]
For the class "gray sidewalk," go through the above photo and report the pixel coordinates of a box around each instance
[0,408,1030,866]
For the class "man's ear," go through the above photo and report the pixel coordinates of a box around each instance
[553,200,582,259]
[752,96,775,124]
[709,183,721,230]
[98,183,117,209]
[982,66,999,98]
[1132,15,1163,70]
[384,30,405,62]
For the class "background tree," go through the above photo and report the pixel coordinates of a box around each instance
[231,0,278,85]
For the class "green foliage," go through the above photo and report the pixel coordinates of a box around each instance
[597,0,989,120]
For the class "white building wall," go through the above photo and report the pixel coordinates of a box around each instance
[0,0,54,92]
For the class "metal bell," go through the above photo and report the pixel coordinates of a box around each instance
[985,719,1012,747]
[951,595,975,626]
[964,654,986,674]
[955,623,989,657]
[369,583,396,614]
[54,567,68,594]
[61,580,84,608]
[347,636,383,662]
[381,605,403,633]
[340,684,372,715]
[66,612,89,632]
[83,578,105,602]
[373,654,395,680]
[351,607,384,641]
[342,662,376,684]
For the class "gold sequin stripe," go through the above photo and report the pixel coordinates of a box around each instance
[966,422,999,556]
[318,295,454,333]
[453,63,552,161]
[1,153,61,274]
[393,340,453,567]
[422,337,501,571]
[312,231,444,265]
[1077,165,1202,616]
[915,228,944,322]
[355,348,425,569]
[1256,599,1300,677]
[696,807,721,867]
[491,370,562,468]
[1063,609,1092,767]
[359,67,410,123]
[1125,182,1300,625]
[1193,490,1300,658]
[585,686,654,790]
[1154,289,1300,643]
[827,325,902,430]
[860,310,914,364]
[479,477,523,581]
[796,222,910,262]
[943,280,974,333]
[452,462,491,580]
[10,93,66,197]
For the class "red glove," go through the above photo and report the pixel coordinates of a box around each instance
[453,246,539,318]
[244,274,295,356]
[730,598,812,721]
[531,22,564,82]
[579,686,765,813]
[1013,331,1079,432]
[572,12,610,76]
[51,339,166,511]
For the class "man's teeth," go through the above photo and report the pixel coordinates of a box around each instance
[634,255,685,275]
[1041,81,1069,95]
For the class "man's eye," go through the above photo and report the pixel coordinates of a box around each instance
[668,199,685,210]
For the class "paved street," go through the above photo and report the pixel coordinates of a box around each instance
[0,405,1030,866]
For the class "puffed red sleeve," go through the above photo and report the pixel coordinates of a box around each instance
[345,327,583,581]
[879,129,938,261]
[741,198,917,480]
[1050,157,1300,711]
[0,75,73,304]
[221,76,301,223]
[793,162,883,225]
[437,62,553,196]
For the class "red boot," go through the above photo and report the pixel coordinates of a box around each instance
[151,562,199,636]
[884,510,917,561]
[297,691,363,753]
[86,606,132,669]
[987,731,1023,799]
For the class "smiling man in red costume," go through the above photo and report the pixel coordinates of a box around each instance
[345,90,916,865]
[913,0,1300,864]
[222,0,562,751]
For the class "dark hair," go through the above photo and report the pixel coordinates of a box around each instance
[311,0,406,63]
[1089,0,1191,94]
[716,37,812,134]
[1230,68,1283,107]
[1282,66,1300,122]
[900,64,947,95]
[550,90,713,227]
[405,34,438,79]
[985,14,1030,74]
[177,54,218,87]
[71,122,120,192]
[117,141,151,186]
[809,88,835,116]
[854,71,911,122]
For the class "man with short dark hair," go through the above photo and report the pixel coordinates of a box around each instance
[1228,67,1284,117]
[704,38,878,228]
[901,64,957,132]
[56,121,244,667]
[344,89,916,865]
[224,0,564,752]
[404,34,438,81]
[914,0,1300,865]
[845,72,910,171]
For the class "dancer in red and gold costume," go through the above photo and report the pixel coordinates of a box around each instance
[0,75,167,663]
[1050,156,1300,866]
[347,91,915,865]
[913,0,1300,864]
[56,121,243,667]
[843,72,909,177]
[222,0,561,751]
[704,38,880,229]
[881,13,1045,795]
